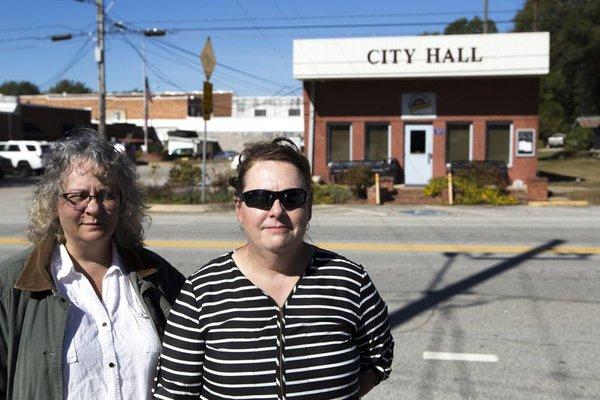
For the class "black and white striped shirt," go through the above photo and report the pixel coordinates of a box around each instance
[153,248,394,400]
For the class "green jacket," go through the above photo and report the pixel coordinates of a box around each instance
[0,237,185,400]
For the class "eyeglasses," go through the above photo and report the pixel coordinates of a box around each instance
[61,191,121,211]
[239,188,310,211]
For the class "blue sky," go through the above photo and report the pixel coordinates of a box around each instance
[0,0,525,96]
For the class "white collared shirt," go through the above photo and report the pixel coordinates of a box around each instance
[51,244,161,400]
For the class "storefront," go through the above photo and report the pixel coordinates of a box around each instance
[293,32,550,185]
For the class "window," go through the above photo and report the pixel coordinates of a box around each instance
[254,109,266,117]
[410,130,426,154]
[446,124,471,162]
[7,145,19,152]
[288,108,301,116]
[486,123,511,165]
[107,109,126,121]
[188,98,202,117]
[366,124,389,160]
[328,124,351,162]
[26,145,36,151]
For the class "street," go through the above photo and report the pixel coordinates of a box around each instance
[0,181,599,399]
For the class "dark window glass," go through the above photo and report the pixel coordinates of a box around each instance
[188,98,202,117]
[7,145,19,152]
[328,125,350,162]
[288,108,300,116]
[366,124,388,160]
[26,145,36,151]
[447,124,470,162]
[254,109,266,117]
[410,130,426,154]
[486,124,511,164]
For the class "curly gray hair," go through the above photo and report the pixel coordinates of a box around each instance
[27,127,149,248]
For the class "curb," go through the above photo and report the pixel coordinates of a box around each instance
[528,200,589,207]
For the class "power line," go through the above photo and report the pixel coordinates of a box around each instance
[115,9,520,25]
[40,37,95,88]
[145,38,289,88]
[167,19,515,33]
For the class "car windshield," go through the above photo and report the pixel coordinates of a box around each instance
[41,145,51,153]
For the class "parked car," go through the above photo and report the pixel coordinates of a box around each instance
[213,150,239,161]
[547,133,566,148]
[0,140,51,176]
[0,155,13,180]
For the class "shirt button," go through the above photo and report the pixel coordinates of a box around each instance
[109,362,115,368]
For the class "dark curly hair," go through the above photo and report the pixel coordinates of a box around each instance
[229,137,312,195]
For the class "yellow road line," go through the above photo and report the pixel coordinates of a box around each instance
[1,237,598,255]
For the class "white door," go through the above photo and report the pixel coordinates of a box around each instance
[404,125,433,185]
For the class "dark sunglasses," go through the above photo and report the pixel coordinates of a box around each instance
[239,188,310,211]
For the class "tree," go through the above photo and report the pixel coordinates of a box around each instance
[0,80,40,95]
[444,16,498,35]
[48,79,92,94]
[513,0,600,138]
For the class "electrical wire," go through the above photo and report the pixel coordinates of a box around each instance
[116,9,520,25]
[39,37,95,88]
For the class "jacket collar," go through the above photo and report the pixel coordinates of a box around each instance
[14,237,159,292]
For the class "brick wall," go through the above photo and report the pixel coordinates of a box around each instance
[304,77,540,182]
[20,92,233,120]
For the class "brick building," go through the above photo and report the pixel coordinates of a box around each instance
[20,91,232,121]
[294,32,550,184]
[0,95,91,141]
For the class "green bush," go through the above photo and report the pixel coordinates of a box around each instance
[424,175,518,205]
[337,166,374,198]
[452,161,509,190]
[565,126,593,152]
[312,184,351,204]
[168,160,201,188]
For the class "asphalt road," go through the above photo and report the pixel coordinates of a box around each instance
[0,179,599,399]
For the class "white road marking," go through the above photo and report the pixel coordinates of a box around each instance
[423,351,498,363]
[336,207,387,216]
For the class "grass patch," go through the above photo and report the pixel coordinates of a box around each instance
[537,156,600,188]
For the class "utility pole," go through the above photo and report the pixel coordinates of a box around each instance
[142,36,149,154]
[96,0,106,138]
[533,0,539,32]
[141,28,166,153]
[483,0,489,34]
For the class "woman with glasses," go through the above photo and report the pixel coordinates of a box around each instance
[154,138,393,400]
[0,128,184,399]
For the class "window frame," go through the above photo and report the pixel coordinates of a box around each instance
[485,122,513,167]
[327,123,352,163]
[365,123,391,161]
[446,123,473,163]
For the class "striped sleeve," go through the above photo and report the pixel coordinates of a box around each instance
[153,278,204,399]
[355,269,394,382]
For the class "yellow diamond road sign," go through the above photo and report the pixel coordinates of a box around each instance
[200,37,216,80]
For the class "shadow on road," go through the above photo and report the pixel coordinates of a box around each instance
[388,239,565,330]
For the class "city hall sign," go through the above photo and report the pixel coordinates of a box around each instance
[293,32,549,79]
[367,47,483,65]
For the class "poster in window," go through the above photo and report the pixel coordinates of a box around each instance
[516,129,535,157]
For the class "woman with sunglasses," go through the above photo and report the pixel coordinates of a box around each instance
[154,137,393,399]
[0,128,184,399]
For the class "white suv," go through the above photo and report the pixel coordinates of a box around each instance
[0,140,51,176]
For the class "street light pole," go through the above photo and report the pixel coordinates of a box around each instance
[96,0,106,138]
[141,28,166,154]
[142,36,149,154]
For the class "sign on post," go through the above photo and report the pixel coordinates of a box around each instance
[200,37,216,80]
[199,37,216,203]
[203,81,213,121]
